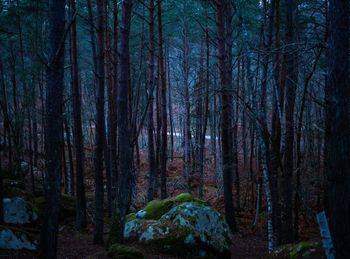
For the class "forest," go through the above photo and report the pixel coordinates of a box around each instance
[0,0,349,258]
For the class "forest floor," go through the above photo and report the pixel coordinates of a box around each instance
[55,152,272,258]
[1,149,321,258]
[55,217,269,259]
[55,151,321,259]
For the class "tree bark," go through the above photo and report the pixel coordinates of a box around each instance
[40,0,65,256]
[216,0,237,233]
[116,0,133,242]
[325,0,350,257]
[280,0,298,244]
[93,0,106,245]
[147,0,157,202]
[70,0,87,230]
[158,0,167,199]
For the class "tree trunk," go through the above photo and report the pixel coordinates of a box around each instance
[167,48,174,160]
[280,0,298,244]
[40,0,65,256]
[70,0,87,230]
[64,118,75,196]
[181,13,192,193]
[196,40,204,198]
[216,0,237,233]
[147,0,157,202]
[116,0,133,242]
[325,0,350,257]
[93,0,106,245]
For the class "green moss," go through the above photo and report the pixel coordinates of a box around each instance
[126,213,136,222]
[108,244,144,259]
[174,193,193,203]
[143,193,207,220]
[144,199,174,220]
[174,193,207,206]
[289,241,313,259]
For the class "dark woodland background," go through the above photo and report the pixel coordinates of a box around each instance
[0,0,349,258]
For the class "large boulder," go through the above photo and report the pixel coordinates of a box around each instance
[3,197,38,224]
[122,194,232,257]
[0,227,37,251]
[135,193,207,220]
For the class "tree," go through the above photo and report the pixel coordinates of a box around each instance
[93,0,106,245]
[147,0,157,202]
[216,0,237,233]
[158,0,168,199]
[280,0,298,244]
[39,0,66,256]
[180,4,192,193]
[69,0,87,230]
[116,0,133,242]
[325,0,350,257]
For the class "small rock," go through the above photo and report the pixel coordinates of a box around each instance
[4,197,38,224]
[0,228,37,251]
[136,210,146,219]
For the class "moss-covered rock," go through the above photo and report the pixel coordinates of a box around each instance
[269,241,325,259]
[108,244,144,259]
[126,213,136,222]
[136,193,206,220]
[175,193,207,206]
[124,201,232,257]
[142,199,175,220]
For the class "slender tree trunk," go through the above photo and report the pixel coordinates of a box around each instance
[157,0,167,199]
[216,0,237,233]
[40,0,65,256]
[234,59,240,210]
[147,0,157,202]
[116,0,133,242]
[280,0,298,244]
[181,13,192,193]
[167,48,174,160]
[62,119,68,194]
[196,40,204,198]
[70,0,87,230]
[93,0,106,245]
[64,118,75,196]
[0,81,3,220]
[111,0,119,210]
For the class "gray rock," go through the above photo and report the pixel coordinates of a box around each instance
[4,197,38,224]
[136,210,146,219]
[0,229,37,250]
[124,202,232,255]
